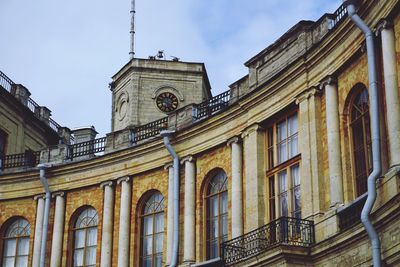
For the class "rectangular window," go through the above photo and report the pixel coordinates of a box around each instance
[267,112,301,221]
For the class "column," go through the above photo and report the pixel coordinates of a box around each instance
[50,192,65,267]
[100,181,115,267]
[242,124,266,232]
[378,19,400,167]
[165,163,174,266]
[32,195,45,267]
[181,156,196,263]
[117,177,132,267]
[320,76,344,206]
[227,136,243,238]
[295,88,324,218]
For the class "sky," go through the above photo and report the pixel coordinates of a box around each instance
[0,0,341,137]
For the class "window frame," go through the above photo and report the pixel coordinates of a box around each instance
[139,192,165,267]
[265,111,301,222]
[203,170,228,261]
[1,218,31,267]
[349,88,372,197]
[68,207,99,267]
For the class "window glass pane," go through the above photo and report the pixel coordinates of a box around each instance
[85,247,96,265]
[278,142,287,163]
[280,192,288,217]
[143,216,153,236]
[154,233,163,253]
[288,114,298,136]
[209,196,218,217]
[143,236,153,256]
[155,254,163,267]
[154,213,164,233]
[209,218,218,239]
[278,171,287,193]
[208,239,218,259]
[220,214,228,237]
[289,134,298,158]
[87,227,97,246]
[294,187,301,211]
[220,192,228,214]
[3,257,15,267]
[4,239,16,256]
[142,257,151,267]
[291,165,300,186]
[277,121,287,142]
[73,248,84,267]
[74,229,85,249]
[17,237,30,256]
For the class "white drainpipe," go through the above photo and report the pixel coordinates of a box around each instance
[161,130,180,267]
[343,1,382,266]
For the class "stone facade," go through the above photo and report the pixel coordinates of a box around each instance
[1,0,400,266]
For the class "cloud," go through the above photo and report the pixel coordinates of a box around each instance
[0,0,342,136]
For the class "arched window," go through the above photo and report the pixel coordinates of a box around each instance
[72,207,98,267]
[140,192,165,267]
[1,218,30,267]
[350,88,372,196]
[205,170,228,260]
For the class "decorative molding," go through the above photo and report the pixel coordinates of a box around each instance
[319,75,337,90]
[33,194,46,201]
[52,191,65,198]
[295,86,321,104]
[180,155,195,165]
[376,18,393,33]
[100,180,114,189]
[117,176,131,185]
[241,124,263,139]
[164,162,173,170]
[227,136,241,147]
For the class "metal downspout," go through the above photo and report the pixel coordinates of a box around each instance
[38,164,52,267]
[343,1,382,266]
[161,130,180,267]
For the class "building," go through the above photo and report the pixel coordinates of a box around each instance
[1,0,400,266]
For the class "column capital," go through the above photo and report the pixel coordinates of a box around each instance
[117,176,131,185]
[181,155,195,165]
[319,75,337,90]
[33,194,46,201]
[376,18,393,33]
[295,86,321,104]
[227,136,241,146]
[241,124,263,139]
[52,191,65,198]
[164,162,173,170]
[100,180,114,189]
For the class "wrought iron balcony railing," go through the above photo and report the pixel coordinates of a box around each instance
[0,70,14,92]
[130,117,168,144]
[221,217,315,266]
[0,150,41,170]
[66,137,107,160]
[193,90,230,120]
[337,194,368,231]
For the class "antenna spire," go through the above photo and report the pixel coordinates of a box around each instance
[129,0,136,59]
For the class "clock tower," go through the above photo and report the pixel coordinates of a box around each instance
[110,58,212,132]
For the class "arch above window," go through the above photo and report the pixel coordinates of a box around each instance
[1,218,31,267]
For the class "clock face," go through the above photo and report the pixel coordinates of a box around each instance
[156,92,179,112]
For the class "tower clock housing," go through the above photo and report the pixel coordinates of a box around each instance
[110,58,212,132]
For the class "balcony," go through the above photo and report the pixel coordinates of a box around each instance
[337,194,368,231]
[0,150,40,171]
[221,217,315,266]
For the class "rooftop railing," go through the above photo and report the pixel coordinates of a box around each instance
[193,90,230,121]
[0,70,14,92]
[130,117,168,144]
[0,150,40,170]
[221,217,315,266]
[329,4,347,29]
[66,137,107,160]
